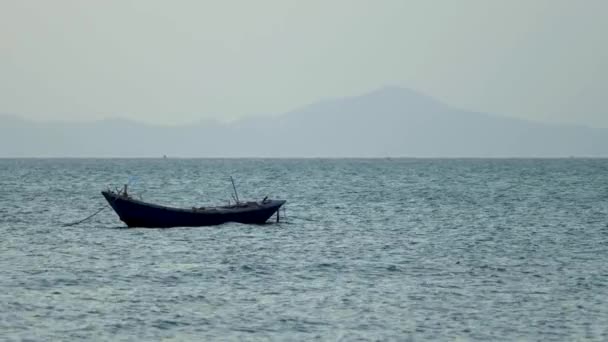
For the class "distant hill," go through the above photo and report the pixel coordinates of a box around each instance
[1,87,607,157]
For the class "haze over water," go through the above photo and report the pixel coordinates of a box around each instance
[1,158,607,340]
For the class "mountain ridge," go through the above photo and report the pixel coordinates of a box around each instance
[1,87,607,158]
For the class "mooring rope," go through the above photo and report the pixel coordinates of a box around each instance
[62,206,108,227]
[276,206,287,223]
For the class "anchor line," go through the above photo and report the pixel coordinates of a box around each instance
[62,206,108,227]
[276,206,287,223]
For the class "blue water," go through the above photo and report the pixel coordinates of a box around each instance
[1,159,607,341]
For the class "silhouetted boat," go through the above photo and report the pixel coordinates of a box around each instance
[102,185,286,228]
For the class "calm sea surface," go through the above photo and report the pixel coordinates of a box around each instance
[1,159,607,341]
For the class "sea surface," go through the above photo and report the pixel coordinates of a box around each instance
[1,158,607,341]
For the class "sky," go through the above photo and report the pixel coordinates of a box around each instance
[1,0,607,127]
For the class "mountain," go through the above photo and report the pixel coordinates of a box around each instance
[1,87,607,157]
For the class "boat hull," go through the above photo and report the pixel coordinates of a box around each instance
[102,191,285,228]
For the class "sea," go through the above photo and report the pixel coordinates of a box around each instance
[1,158,607,341]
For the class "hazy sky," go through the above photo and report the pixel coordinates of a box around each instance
[1,0,606,127]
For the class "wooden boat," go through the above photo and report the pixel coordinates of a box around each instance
[101,184,286,228]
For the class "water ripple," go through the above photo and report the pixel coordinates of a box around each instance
[1,159,607,340]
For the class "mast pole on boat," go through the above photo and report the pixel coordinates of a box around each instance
[230,176,240,204]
